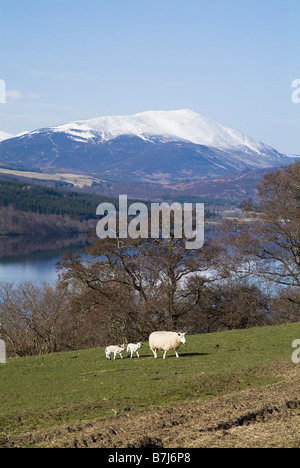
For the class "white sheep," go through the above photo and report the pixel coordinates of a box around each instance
[149,331,187,359]
[105,344,125,360]
[127,342,142,358]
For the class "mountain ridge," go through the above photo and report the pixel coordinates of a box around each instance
[0,109,291,183]
[0,131,14,142]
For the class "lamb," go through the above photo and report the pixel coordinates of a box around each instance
[127,342,142,358]
[105,344,125,360]
[149,331,186,359]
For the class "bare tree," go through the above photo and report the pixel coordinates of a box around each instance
[218,161,300,295]
[0,282,72,356]
[58,226,222,341]
[179,276,270,333]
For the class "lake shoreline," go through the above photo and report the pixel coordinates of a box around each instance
[0,233,90,283]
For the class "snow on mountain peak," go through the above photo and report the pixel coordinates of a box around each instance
[51,109,275,156]
[0,131,14,142]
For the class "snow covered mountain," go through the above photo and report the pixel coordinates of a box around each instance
[52,109,279,153]
[0,110,290,182]
[0,131,14,142]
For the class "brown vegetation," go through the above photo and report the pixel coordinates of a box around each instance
[0,207,95,236]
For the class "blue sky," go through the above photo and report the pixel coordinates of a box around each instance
[0,0,300,153]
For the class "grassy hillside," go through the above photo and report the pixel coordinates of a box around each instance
[0,323,299,447]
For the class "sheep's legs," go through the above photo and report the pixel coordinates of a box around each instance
[113,353,123,360]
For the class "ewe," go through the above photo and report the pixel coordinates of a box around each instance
[149,332,186,359]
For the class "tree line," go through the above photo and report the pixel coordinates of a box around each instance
[1,162,300,357]
[0,178,117,218]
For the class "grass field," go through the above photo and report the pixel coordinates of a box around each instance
[0,323,300,448]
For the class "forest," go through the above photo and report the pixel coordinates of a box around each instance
[0,178,117,218]
[0,178,116,236]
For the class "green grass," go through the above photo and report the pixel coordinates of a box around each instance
[0,323,299,440]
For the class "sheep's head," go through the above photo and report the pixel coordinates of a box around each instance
[178,333,186,345]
